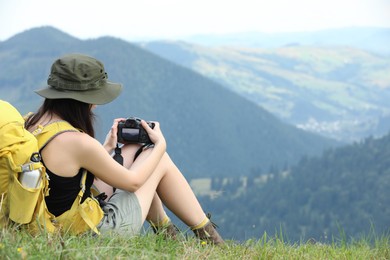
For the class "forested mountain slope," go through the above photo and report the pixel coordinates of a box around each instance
[0,26,338,178]
[197,131,390,241]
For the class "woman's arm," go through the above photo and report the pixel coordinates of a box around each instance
[76,121,166,192]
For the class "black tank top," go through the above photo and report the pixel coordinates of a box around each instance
[43,160,94,217]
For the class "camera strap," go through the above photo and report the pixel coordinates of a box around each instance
[113,143,150,166]
[113,144,124,165]
[112,143,151,193]
[134,144,148,160]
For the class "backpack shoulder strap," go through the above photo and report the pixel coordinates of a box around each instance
[31,121,81,150]
[33,120,87,188]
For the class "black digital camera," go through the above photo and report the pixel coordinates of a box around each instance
[117,117,155,144]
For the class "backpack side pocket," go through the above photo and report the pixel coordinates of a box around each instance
[7,156,43,224]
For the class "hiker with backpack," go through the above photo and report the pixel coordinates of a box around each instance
[21,53,224,244]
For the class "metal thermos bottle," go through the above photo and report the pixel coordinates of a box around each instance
[19,168,41,188]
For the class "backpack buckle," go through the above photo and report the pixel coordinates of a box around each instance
[21,162,34,172]
[30,152,41,162]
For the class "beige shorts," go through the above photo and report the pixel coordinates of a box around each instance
[97,189,142,236]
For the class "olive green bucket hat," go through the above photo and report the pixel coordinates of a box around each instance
[35,53,122,105]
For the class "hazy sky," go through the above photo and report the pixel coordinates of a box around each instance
[1,0,389,41]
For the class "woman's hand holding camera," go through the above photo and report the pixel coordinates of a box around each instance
[103,118,125,153]
[103,118,166,154]
[141,120,166,150]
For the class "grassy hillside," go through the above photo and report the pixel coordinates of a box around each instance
[0,26,338,179]
[0,227,389,259]
[140,41,390,142]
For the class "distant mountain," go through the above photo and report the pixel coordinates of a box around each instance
[139,40,390,142]
[0,26,339,178]
[183,27,390,55]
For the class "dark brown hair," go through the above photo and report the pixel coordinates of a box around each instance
[25,99,95,137]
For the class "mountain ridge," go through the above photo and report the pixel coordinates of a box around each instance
[139,39,390,141]
[183,27,390,55]
[0,26,339,178]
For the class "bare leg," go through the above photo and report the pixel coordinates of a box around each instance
[121,145,206,227]
[93,178,114,198]
[155,153,206,225]
[146,193,169,223]
[94,177,168,224]
[94,144,170,224]
[121,144,224,245]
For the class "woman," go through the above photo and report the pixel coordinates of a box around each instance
[25,53,224,245]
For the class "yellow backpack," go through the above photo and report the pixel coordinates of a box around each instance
[0,100,103,235]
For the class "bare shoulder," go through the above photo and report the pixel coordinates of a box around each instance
[40,130,106,177]
[48,131,101,153]
[53,131,92,144]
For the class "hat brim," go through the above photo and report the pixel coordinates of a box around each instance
[35,81,122,105]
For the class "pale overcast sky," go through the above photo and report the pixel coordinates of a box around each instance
[0,0,389,41]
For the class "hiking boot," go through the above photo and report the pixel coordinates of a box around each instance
[193,219,224,245]
[151,222,180,240]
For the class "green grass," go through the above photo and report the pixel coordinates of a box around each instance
[1,227,389,260]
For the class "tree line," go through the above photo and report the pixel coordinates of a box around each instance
[193,132,390,242]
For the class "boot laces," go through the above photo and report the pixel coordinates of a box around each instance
[206,213,219,229]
